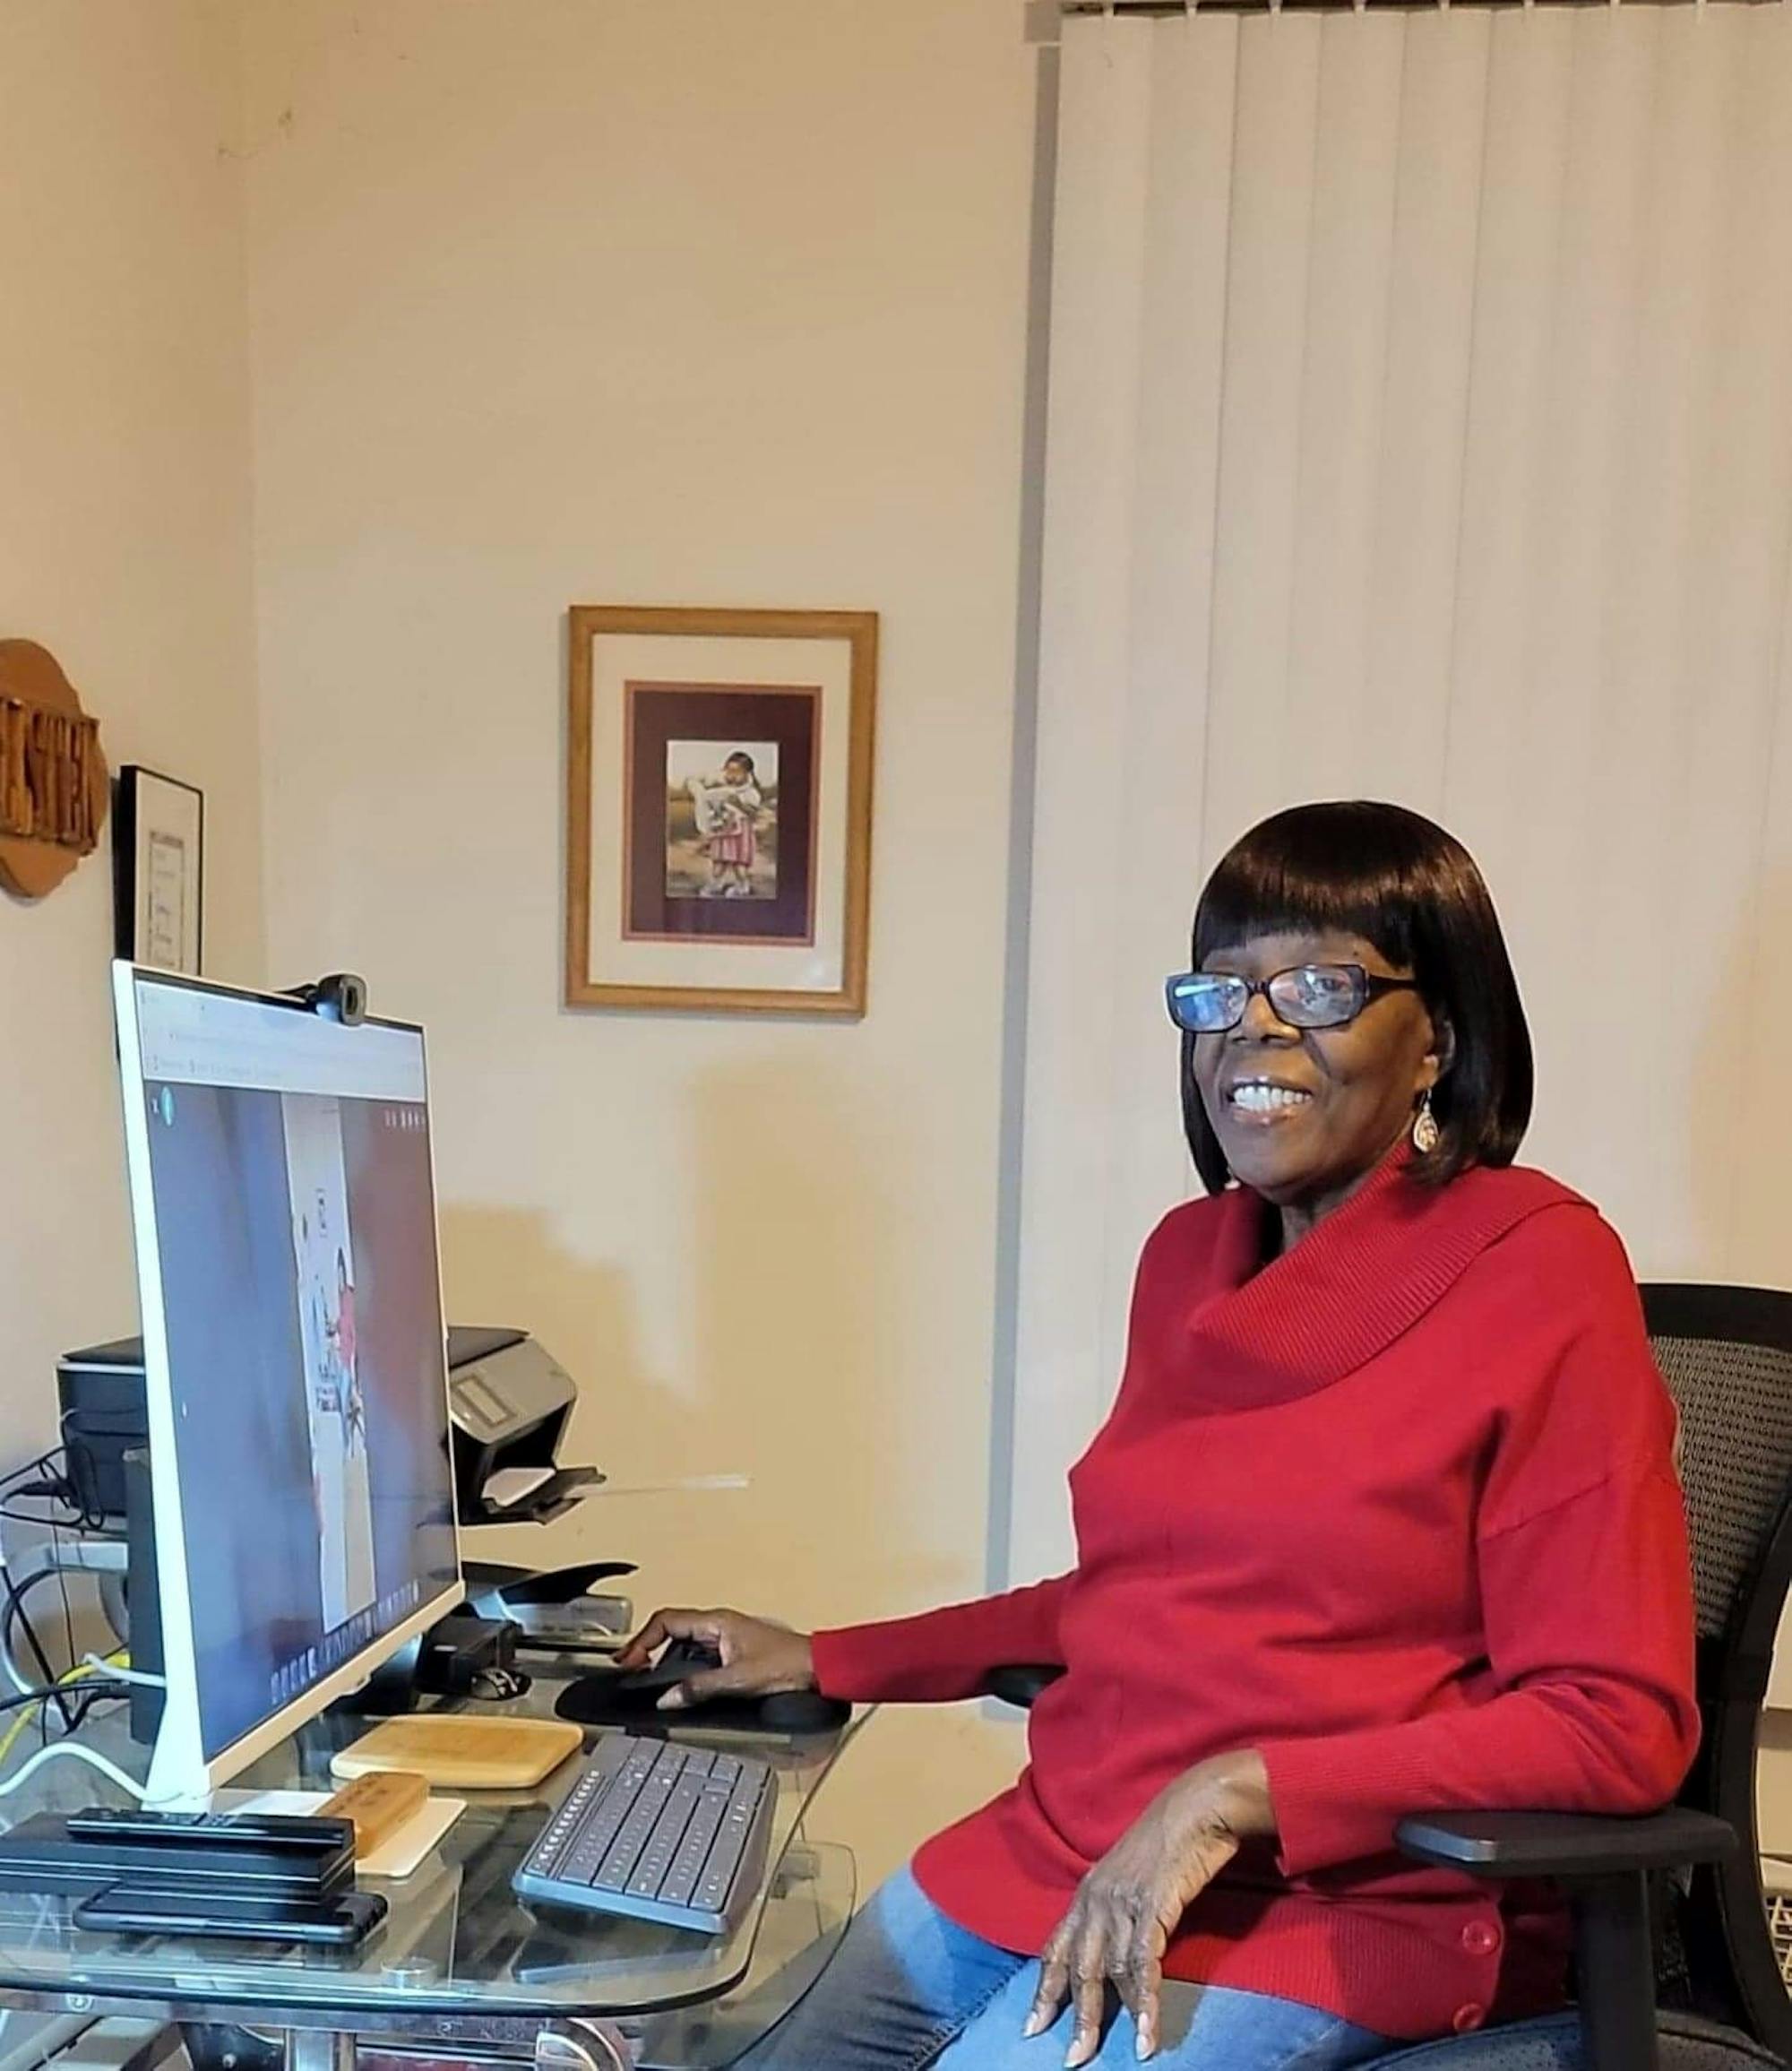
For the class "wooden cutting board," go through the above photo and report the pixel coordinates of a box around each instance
[330,1714,582,1790]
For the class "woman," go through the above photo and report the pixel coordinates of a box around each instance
[619,802,1698,2070]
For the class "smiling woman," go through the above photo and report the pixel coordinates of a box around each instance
[619,800,1697,2071]
[1169,800,1535,1248]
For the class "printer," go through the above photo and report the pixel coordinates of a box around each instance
[56,1325,632,1710]
[440,1326,603,1526]
[58,1325,602,1531]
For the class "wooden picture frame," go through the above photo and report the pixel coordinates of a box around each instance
[113,764,204,974]
[565,606,877,1016]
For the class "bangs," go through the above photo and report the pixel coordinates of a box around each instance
[1193,802,1435,978]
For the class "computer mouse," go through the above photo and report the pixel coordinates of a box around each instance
[612,1637,723,1695]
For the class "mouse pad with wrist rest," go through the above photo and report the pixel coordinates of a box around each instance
[553,1673,849,1738]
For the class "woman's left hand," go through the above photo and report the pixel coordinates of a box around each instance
[1024,1751,1274,2067]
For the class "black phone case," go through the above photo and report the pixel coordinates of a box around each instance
[72,1886,386,1947]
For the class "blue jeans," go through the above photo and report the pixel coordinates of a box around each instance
[736,1866,1395,2071]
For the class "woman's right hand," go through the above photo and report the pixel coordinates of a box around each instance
[615,1606,817,1711]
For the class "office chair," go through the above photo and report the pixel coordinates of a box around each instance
[986,1281,1792,2071]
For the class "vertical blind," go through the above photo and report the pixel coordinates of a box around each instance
[1006,4,1792,1583]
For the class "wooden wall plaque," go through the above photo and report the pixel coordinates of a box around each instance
[0,640,108,900]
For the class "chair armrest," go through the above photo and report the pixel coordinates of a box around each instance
[1395,1807,1737,1880]
[979,1663,1065,1709]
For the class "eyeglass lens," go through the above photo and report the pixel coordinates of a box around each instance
[1168,964,1366,1032]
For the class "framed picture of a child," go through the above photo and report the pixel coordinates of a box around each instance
[565,607,876,1015]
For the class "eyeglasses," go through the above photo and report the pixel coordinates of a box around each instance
[1164,963,1420,1036]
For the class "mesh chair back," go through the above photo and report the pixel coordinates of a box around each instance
[1642,1283,1792,2062]
[1648,1295,1792,1643]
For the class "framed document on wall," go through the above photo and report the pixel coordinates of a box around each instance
[114,765,204,974]
[565,606,877,1016]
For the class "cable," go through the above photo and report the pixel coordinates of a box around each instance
[0,1659,126,1769]
[53,1423,110,1532]
[0,1656,152,1806]
[0,1675,52,1771]
[0,1448,90,1529]
[82,1653,159,1687]
[0,1739,148,1804]
[0,1450,110,1727]
[0,1576,33,1702]
[37,1519,76,1752]
[65,1685,121,1737]
[0,1489,141,1808]
[49,1520,75,1699]
[0,1673,124,1717]
[0,1571,75,1731]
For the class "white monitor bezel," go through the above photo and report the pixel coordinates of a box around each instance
[112,962,463,1807]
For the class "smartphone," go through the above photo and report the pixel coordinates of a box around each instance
[73,1886,386,1946]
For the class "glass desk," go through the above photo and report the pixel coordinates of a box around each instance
[0,1661,858,2071]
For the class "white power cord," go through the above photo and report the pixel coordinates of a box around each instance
[82,1652,163,1687]
[0,1740,151,1803]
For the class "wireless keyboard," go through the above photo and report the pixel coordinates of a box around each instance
[513,1735,775,1934]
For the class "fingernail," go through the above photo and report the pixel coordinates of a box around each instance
[1022,2015,1045,2040]
[657,1688,686,1712]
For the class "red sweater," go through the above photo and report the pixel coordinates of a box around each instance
[811,1155,1699,2041]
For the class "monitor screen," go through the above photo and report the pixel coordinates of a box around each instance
[116,971,460,1777]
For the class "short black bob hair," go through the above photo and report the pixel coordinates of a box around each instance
[1183,800,1534,1195]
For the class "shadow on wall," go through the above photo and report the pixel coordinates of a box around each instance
[438,1056,973,1628]
[1690,867,1792,1293]
[439,1202,690,1495]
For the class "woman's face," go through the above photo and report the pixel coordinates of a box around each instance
[1191,928,1445,1212]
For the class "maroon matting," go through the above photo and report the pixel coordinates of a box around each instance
[623,682,819,944]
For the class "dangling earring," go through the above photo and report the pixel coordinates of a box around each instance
[1411,1092,1440,1155]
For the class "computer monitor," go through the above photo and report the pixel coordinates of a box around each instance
[111,965,462,1806]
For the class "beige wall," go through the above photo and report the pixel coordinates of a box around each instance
[243,0,1038,1880]
[0,0,262,1437]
